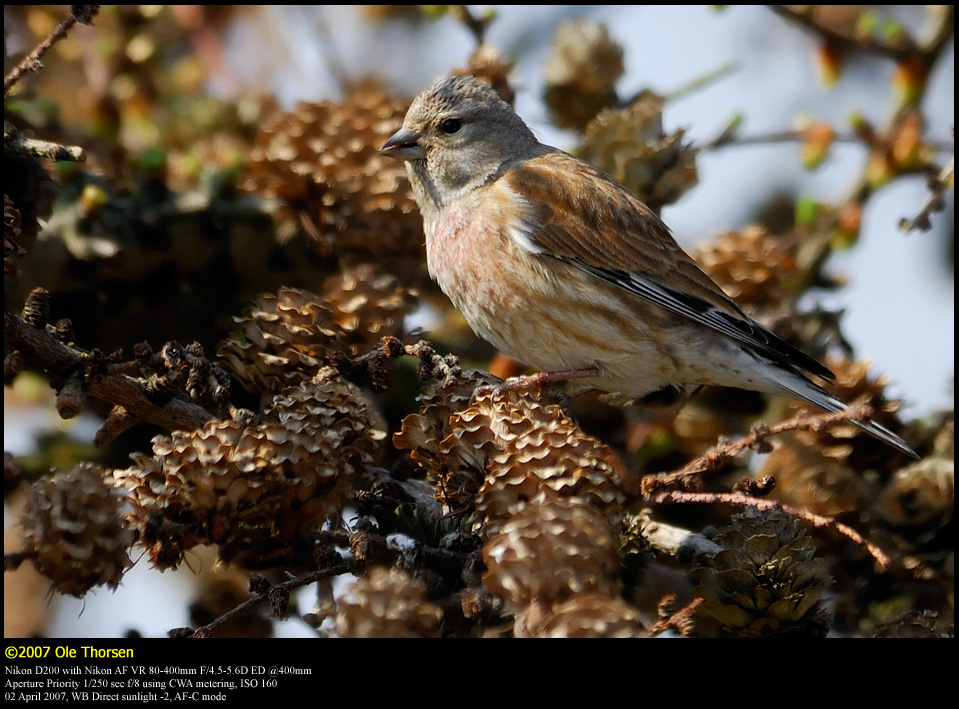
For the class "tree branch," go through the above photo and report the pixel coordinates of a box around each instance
[5,309,215,435]
[641,406,875,496]
[650,488,892,569]
[769,5,922,61]
[4,6,101,95]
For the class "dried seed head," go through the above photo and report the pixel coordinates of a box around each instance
[873,447,953,583]
[758,436,868,518]
[220,266,415,396]
[577,93,698,211]
[218,286,346,395]
[335,567,442,638]
[543,19,624,131]
[469,388,627,538]
[695,227,800,313]
[788,356,911,472]
[22,463,134,597]
[451,45,516,105]
[320,263,417,354]
[690,507,833,637]
[116,375,385,569]
[482,497,623,608]
[393,370,502,513]
[398,383,626,531]
[241,89,423,270]
[515,592,647,638]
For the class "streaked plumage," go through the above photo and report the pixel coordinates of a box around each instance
[380,75,917,459]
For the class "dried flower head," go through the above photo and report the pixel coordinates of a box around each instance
[335,566,442,638]
[241,89,423,269]
[483,497,623,608]
[393,370,502,513]
[543,19,624,130]
[695,226,801,314]
[787,356,912,472]
[451,44,516,105]
[220,266,414,396]
[320,263,416,354]
[219,286,345,395]
[877,423,952,528]
[576,92,698,211]
[515,592,647,638]
[116,373,385,569]
[468,388,627,537]
[758,436,868,518]
[21,463,134,597]
[875,454,953,574]
[397,382,627,539]
[690,507,833,637]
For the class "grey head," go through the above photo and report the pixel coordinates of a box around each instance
[380,76,545,209]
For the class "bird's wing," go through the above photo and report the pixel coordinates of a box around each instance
[498,150,835,381]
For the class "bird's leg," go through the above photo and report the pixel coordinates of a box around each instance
[504,366,601,391]
[472,366,601,403]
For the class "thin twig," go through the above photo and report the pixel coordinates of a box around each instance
[701,125,953,154]
[188,566,349,638]
[3,130,86,162]
[641,406,874,496]
[769,5,921,61]
[5,310,215,434]
[648,596,703,637]
[899,156,954,233]
[650,488,892,569]
[662,61,740,103]
[4,6,101,95]
[447,5,494,45]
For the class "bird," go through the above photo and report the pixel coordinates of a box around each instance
[379,75,917,459]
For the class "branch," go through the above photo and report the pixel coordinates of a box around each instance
[328,336,462,389]
[4,128,87,163]
[446,5,495,45]
[701,124,954,155]
[182,566,350,638]
[641,406,875,496]
[180,471,468,638]
[899,156,954,233]
[628,510,723,560]
[5,309,215,436]
[769,5,924,61]
[4,6,101,95]
[648,596,704,637]
[662,61,740,103]
[651,488,892,569]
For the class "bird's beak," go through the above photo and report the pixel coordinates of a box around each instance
[380,128,424,160]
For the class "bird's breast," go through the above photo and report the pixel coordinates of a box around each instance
[422,198,676,386]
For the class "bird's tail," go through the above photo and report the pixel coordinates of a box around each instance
[775,374,918,459]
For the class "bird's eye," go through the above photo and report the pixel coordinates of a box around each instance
[439,118,462,135]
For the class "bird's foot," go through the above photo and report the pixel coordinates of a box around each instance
[471,366,600,406]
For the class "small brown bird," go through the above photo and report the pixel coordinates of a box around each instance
[380,75,917,459]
